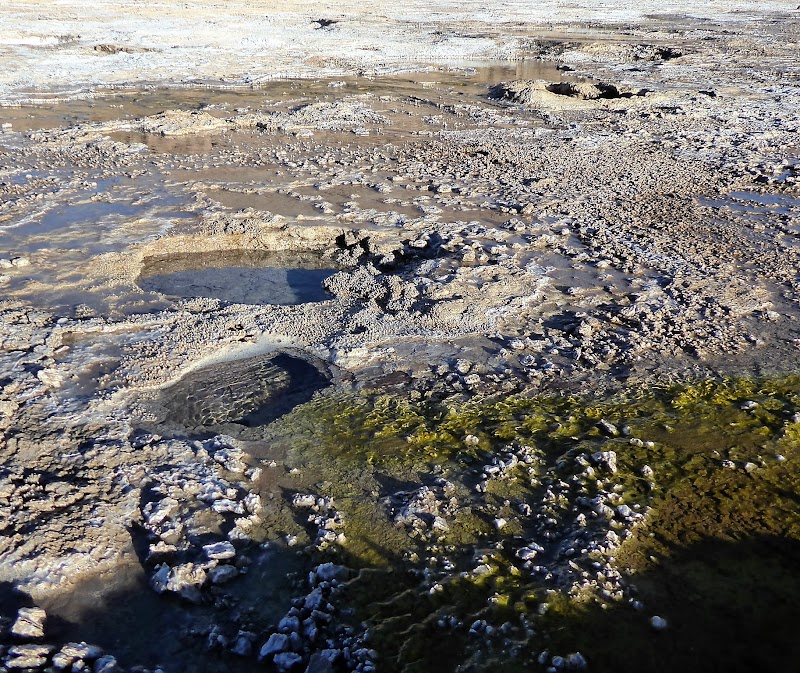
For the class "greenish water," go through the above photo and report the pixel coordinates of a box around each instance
[263,375,800,673]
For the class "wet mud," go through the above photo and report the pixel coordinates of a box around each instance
[1,6,799,673]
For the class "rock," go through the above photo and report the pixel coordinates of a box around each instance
[313,562,348,584]
[6,644,55,668]
[566,652,588,670]
[147,540,177,562]
[212,447,247,473]
[650,615,668,631]
[591,450,618,474]
[292,494,318,508]
[231,633,254,657]
[259,633,289,660]
[150,563,170,593]
[597,419,620,436]
[616,504,633,519]
[93,654,120,672]
[52,643,103,671]
[274,651,303,671]
[209,565,239,584]
[278,615,300,633]
[56,642,103,666]
[151,563,207,602]
[203,541,236,560]
[11,607,47,639]
[305,652,335,673]
[303,588,324,611]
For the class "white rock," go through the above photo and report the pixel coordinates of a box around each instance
[11,607,47,639]
[203,541,236,560]
[292,493,318,508]
[6,644,55,669]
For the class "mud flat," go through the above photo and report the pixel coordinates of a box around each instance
[1,2,800,672]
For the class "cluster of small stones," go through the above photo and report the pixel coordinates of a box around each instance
[131,434,264,602]
[0,606,155,673]
[202,494,373,673]
[251,563,376,673]
[355,420,666,670]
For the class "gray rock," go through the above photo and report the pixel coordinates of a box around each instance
[591,450,618,474]
[303,588,324,611]
[11,607,47,639]
[93,654,120,672]
[566,652,588,670]
[313,563,348,584]
[278,615,300,633]
[274,651,303,671]
[259,633,289,660]
[304,652,335,673]
[209,564,239,584]
[231,634,253,657]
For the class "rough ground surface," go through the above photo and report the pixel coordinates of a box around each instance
[0,2,799,673]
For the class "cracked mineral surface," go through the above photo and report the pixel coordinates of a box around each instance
[1,2,799,673]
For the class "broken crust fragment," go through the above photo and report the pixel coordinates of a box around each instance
[490,79,648,107]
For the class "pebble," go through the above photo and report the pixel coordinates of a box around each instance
[650,615,669,631]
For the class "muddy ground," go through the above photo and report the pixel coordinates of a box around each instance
[0,3,799,673]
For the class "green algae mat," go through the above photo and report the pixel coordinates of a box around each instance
[266,375,800,673]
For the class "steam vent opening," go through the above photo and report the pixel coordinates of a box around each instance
[137,249,338,305]
[160,352,332,432]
